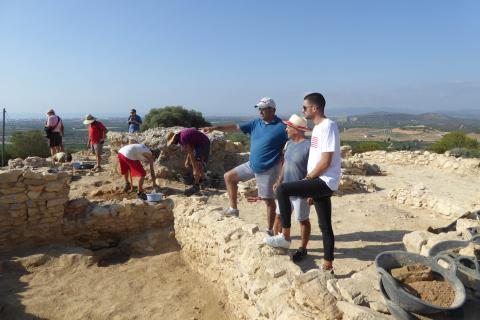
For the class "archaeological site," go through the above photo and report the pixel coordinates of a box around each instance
[1,128,479,320]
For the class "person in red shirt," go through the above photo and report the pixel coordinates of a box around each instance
[83,114,107,171]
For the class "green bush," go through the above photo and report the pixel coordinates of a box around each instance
[142,106,211,130]
[431,132,479,154]
[8,130,50,159]
[342,141,388,154]
[448,147,480,158]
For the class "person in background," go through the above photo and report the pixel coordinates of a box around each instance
[128,108,142,133]
[203,97,288,236]
[265,114,311,262]
[83,114,107,171]
[166,127,211,196]
[263,93,341,274]
[45,109,64,156]
[52,152,72,164]
[117,143,159,200]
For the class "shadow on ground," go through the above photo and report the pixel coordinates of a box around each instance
[292,229,410,273]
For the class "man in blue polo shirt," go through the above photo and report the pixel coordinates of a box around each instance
[203,97,288,235]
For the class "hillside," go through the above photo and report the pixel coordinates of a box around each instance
[335,111,480,132]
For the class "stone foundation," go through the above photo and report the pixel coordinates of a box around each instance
[0,168,173,251]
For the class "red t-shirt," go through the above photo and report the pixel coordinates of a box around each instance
[88,121,107,144]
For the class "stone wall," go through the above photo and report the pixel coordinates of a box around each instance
[107,128,248,184]
[172,197,343,320]
[0,168,174,251]
[351,150,480,176]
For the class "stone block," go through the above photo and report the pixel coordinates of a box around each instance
[0,193,28,204]
[28,185,44,191]
[47,198,68,208]
[0,169,23,183]
[336,301,391,320]
[0,187,26,195]
[45,181,65,192]
[403,230,434,253]
[23,170,44,180]
[90,206,111,217]
[23,179,45,186]
[27,191,42,200]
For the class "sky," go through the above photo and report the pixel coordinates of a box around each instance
[0,0,479,119]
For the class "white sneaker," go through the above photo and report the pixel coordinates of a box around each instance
[221,207,239,218]
[263,233,291,249]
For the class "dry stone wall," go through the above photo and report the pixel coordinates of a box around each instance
[0,168,174,251]
[172,197,344,320]
[352,150,480,176]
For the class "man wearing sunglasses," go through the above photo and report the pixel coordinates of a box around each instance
[203,97,288,235]
[264,93,341,274]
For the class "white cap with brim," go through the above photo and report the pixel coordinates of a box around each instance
[254,97,276,109]
[83,114,96,125]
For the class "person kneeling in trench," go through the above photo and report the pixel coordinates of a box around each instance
[117,143,160,200]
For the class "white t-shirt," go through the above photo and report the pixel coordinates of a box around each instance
[307,118,341,191]
[119,144,151,161]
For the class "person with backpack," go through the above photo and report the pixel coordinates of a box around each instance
[45,109,64,156]
[83,114,108,171]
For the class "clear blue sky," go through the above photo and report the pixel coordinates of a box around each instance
[1,0,479,118]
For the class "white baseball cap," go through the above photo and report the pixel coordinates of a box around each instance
[254,97,276,109]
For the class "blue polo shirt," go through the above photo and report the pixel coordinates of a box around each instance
[239,116,288,173]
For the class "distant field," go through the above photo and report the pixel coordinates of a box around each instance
[340,126,446,142]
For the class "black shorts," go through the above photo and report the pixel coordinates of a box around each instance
[194,140,211,163]
[48,132,63,147]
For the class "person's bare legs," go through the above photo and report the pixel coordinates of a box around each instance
[299,219,311,249]
[264,199,276,231]
[96,153,101,169]
[273,215,282,234]
[138,176,145,193]
[224,169,240,209]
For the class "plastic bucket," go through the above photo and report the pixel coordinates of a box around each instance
[146,193,163,202]
[375,251,466,314]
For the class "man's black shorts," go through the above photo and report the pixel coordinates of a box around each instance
[48,132,63,147]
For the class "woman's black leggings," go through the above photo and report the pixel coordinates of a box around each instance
[276,179,334,261]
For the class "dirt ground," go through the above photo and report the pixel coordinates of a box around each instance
[0,242,231,320]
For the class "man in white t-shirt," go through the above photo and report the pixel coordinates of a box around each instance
[263,92,341,274]
[117,143,160,200]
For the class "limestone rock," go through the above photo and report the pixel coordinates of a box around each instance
[337,301,391,320]
[403,230,434,253]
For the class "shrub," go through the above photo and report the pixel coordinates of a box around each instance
[448,147,480,158]
[142,106,211,130]
[431,132,479,154]
[8,130,50,159]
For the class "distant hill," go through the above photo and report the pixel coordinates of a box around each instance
[334,112,480,132]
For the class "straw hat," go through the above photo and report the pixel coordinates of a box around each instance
[283,114,309,131]
[166,131,179,146]
[83,114,96,125]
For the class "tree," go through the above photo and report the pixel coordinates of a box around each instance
[142,106,211,130]
[431,132,479,154]
[8,130,50,159]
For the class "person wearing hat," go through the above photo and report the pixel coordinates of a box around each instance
[203,97,288,235]
[127,108,142,133]
[45,109,65,156]
[84,114,107,171]
[166,128,211,196]
[265,93,341,274]
[262,114,312,261]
